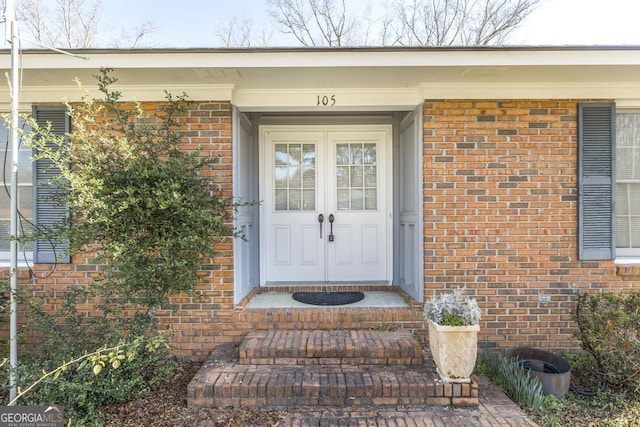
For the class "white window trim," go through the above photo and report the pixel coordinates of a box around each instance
[615,258,640,265]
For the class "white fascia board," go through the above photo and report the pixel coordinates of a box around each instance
[420,82,640,100]
[0,84,235,106]
[232,87,423,111]
[7,48,640,71]
[616,99,640,108]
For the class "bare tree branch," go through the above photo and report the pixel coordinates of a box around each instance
[129,20,155,48]
[268,0,365,46]
[388,0,540,46]
[15,0,153,48]
[214,16,273,47]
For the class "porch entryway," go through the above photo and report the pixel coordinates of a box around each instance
[233,109,424,304]
[260,125,392,284]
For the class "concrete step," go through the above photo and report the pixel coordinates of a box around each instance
[238,329,424,366]
[187,362,478,408]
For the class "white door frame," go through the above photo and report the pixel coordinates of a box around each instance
[258,124,393,285]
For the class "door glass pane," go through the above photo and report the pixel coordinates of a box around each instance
[364,166,376,187]
[303,190,315,210]
[351,145,362,164]
[363,144,376,164]
[275,167,288,188]
[303,166,315,187]
[365,189,377,210]
[274,143,316,211]
[336,166,349,187]
[275,189,287,210]
[337,189,349,210]
[289,166,301,188]
[351,189,363,210]
[289,144,302,165]
[303,145,315,165]
[289,189,301,210]
[350,166,363,187]
[336,142,377,211]
[274,144,288,165]
[336,144,349,165]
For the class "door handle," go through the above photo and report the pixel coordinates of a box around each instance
[328,214,335,242]
[318,213,324,238]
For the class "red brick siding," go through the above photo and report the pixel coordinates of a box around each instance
[0,101,234,359]
[423,100,640,352]
[3,98,640,359]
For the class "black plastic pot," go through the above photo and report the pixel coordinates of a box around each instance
[506,347,572,398]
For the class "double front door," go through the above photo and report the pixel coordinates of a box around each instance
[260,125,391,284]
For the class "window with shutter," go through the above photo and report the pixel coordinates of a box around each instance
[615,111,640,257]
[33,106,70,264]
[0,116,35,262]
[578,103,615,261]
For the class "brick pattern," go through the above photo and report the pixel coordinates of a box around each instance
[0,101,235,359]
[422,99,640,353]
[617,265,640,278]
[238,330,423,365]
[187,329,478,409]
[3,98,640,360]
[278,377,537,427]
[188,363,478,408]
[238,305,425,332]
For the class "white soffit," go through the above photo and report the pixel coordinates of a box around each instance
[2,47,640,106]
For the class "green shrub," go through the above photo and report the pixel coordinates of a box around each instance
[24,68,239,309]
[0,278,8,323]
[1,296,177,425]
[575,291,640,392]
[478,351,544,410]
[0,70,229,423]
[1,334,176,426]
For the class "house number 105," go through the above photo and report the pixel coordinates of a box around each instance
[317,95,336,106]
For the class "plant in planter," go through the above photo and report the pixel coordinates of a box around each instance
[425,287,481,383]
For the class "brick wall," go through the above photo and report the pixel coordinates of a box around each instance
[4,98,640,359]
[422,100,640,352]
[0,100,235,360]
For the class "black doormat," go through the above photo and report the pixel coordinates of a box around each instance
[292,291,365,306]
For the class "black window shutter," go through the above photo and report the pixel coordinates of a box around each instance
[578,102,615,260]
[33,106,70,264]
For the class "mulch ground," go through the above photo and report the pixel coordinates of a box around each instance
[101,345,289,427]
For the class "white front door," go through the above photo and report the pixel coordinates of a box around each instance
[260,125,391,284]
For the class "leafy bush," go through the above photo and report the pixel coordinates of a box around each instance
[575,291,640,392]
[477,351,544,410]
[0,278,8,324]
[1,287,178,425]
[0,70,233,423]
[24,68,238,308]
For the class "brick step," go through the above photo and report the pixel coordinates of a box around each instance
[187,363,478,408]
[238,329,424,366]
[236,306,425,333]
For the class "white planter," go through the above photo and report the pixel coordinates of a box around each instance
[428,321,480,383]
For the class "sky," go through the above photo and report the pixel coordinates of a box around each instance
[108,0,640,47]
[4,0,640,48]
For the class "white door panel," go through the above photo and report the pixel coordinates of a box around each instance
[261,126,391,284]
